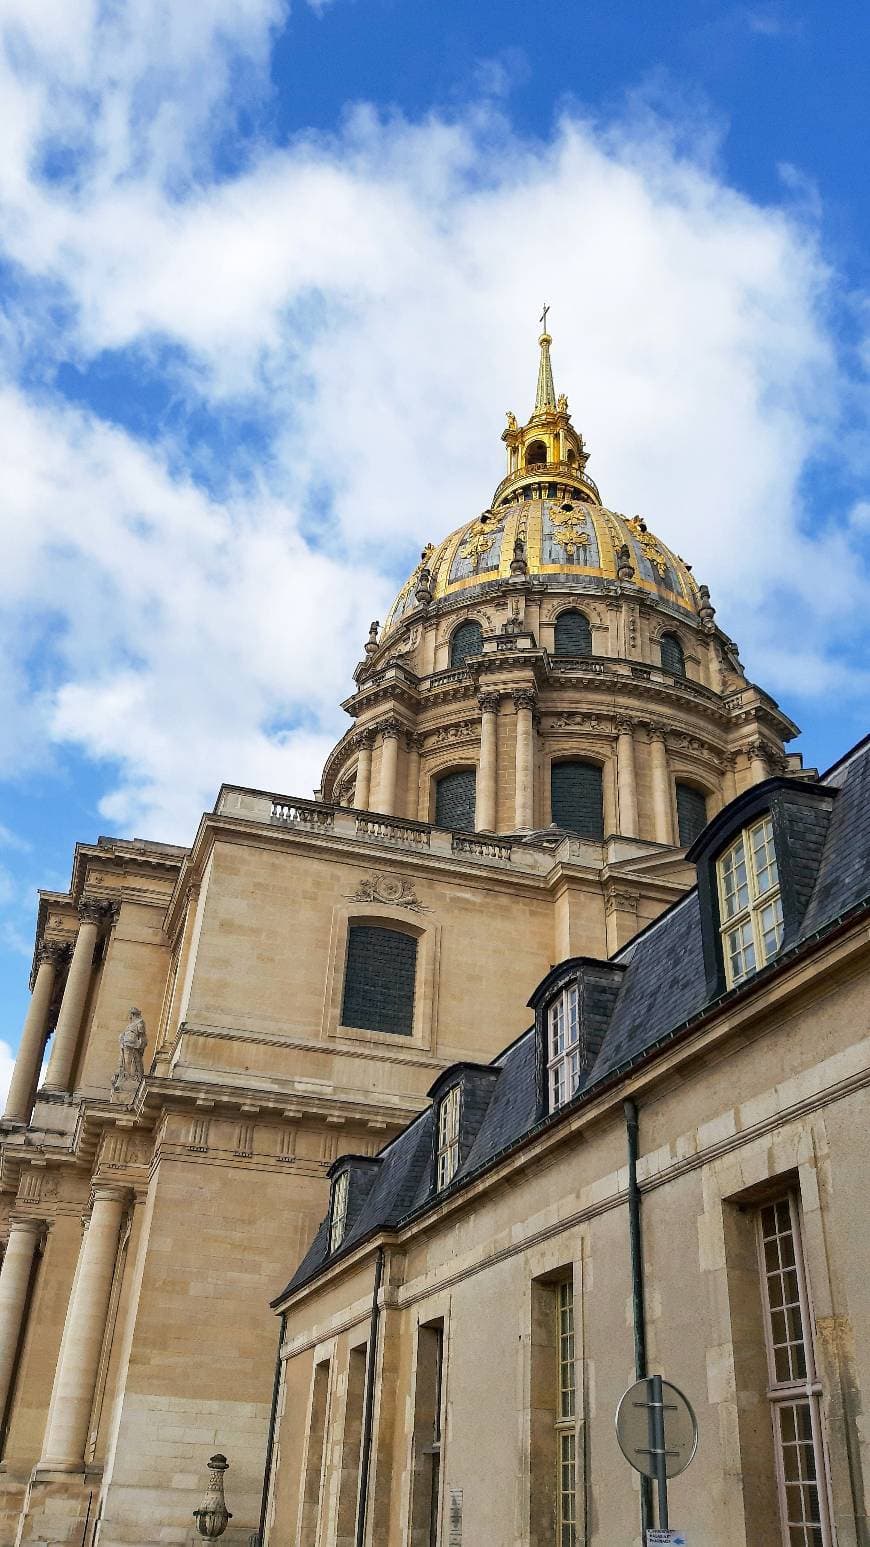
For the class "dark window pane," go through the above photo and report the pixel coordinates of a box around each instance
[676,783,708,846]
[341,926,417,1036]
[435,769,476,831]
[554,609,592,658]
[660,633,685,677]
[450,621,483,668]
[551,762,604,839]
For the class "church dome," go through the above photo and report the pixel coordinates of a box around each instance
[383,501,700,637]
[383,319,699,638]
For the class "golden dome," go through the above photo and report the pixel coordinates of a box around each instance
[383,500,700,636]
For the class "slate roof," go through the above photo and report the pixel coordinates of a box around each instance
[277,736,870,1304]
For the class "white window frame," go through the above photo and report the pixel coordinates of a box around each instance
[555,1278,577,1547]
[547,984,581,1111]
[436,1084,461,1190]
[756,1195,834,1547]
[716,815,784,987]
[329,1170,349,1253]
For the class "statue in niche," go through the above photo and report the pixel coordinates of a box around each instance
[117,1007,147,1083]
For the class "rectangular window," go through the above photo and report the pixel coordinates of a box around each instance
[436,1085,461,1190]
[717,815,784,986]
[335,1344,367,1545]
[556,1281,577,1547]
[547,985,581,1110]
[757,1197,832,1547]
[299,1359,331,1547]
[409,1321,445,1547]
[329,1171,349,1254]
[341,924,417,1037]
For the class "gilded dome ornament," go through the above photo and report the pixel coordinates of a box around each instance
[627,515,668,577]
[460,511,504,568]
[548,502,589,558]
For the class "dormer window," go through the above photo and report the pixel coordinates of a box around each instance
[436,1084,461,1189]
[328,1170,349,1253]
[717,815,783,986]
[547,984,581,1109]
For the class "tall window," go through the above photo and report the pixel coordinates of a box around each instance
[341,925,417,1036]
[556,1280,577,1547]
[676,782,708,847]
[299,1360,330,1547]
[329,1170,349,1253]
[717,815,783,986]
[547,984,581,1110]
[450,620,483,668]
[409,1322,445,1547]
[434,768,476,831]
[553,609,592,658]
[436,1085,461,1190]
[335,1344,367,1545]
[660,633,685,677]
[550,761,604,840]
[757,1197,832,1546]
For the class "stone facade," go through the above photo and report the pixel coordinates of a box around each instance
[0,332,814,1545]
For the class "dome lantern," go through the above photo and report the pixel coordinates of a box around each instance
[498,311,600,509]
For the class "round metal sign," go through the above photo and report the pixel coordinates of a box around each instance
[615,1377,698,1480]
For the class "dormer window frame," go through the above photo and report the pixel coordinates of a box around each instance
[546,981,581,1111]
[436,1083,461,1190]
[716,815,783,987]
[328,1169,349,1254]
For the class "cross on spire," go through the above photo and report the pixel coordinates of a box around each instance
[540,302,549,333]
[535,308,556,411]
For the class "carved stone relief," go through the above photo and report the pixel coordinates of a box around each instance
[346,873,428,913]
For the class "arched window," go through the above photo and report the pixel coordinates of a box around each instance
[450,620,483,668]
[341,925,417,1036]
[553,609,592,658]
[566,448,577,466]
[550,761,604,839]
[435,769,476,831]
[676,782,708,847]
[660,633,685,677]
[525,440,547,467]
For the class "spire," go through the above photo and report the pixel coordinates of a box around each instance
[535,303,556,412]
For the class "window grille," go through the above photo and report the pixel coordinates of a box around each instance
[547,985,581,1110]
[436,1085,461,1190]
[757,1197,832,1546]
[555,1280,576,1547]
[434,769,476,831]
[676,782,708,847]
[660,633,685,677]
[328,1170,349,1253]
[341,925,417,1036]
[449,621,483,668]
[716,815,783,986]
[550,762,604,839]
[554,610,592,657]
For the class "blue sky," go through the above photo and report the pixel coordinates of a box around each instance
[0,0,868,1079]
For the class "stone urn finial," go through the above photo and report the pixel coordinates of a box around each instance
[193,1453,233,1540]
[616,543,635,582]
[364,621,380,657]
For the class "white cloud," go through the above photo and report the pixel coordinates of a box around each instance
[0,1038,15,1108]
[0,5,866,842]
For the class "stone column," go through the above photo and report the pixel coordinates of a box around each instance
[4,944,66,1123]
[376,723,401,816]
[748,741,769,784]
[352,731,374,810]
[39,1184,129,1471]
[649,730,674,845]
[0,1216,44,1422]
[405,734,421,821]
[476,694,499,831]
[722,753,738,804]
[42,903,105,1096]
[616,721,639,838]
[513,691,536,831]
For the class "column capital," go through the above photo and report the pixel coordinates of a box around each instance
[6,1213,48,1238]
[378,718,403,742]
[77,897,110,927]
[648,724,668,745]
[37,940,71,969]
[615,717,637,737]
[353,727,376,750]
[512,689,537,713]
[478,692,500,715]
[90,1182,132,1208]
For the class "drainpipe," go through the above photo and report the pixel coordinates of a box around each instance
[624,1098,652,1536]
[356,1247,385,1547]
[256,1311,286,1547]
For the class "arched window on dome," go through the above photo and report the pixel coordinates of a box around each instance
[450,620,483,668]
[525,440,547,467]
[553,609,592,658]
[660,633,685,678]
[676,782,708,847]
[566,448,577,466]
[435,769,476,832]
[550,761,604,840]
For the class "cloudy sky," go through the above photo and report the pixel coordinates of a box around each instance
[0,0,868,1081]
